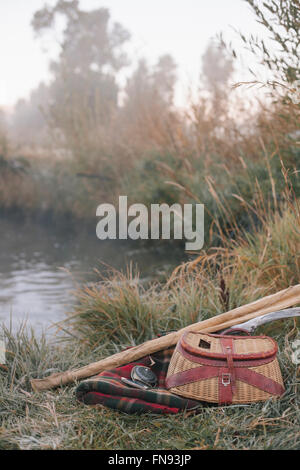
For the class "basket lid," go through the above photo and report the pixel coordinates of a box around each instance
[180,331,278,361]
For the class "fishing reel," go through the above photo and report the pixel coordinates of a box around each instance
[121,365,158,390]
[131,365,157,388]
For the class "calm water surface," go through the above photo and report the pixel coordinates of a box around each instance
[0,217,186,334]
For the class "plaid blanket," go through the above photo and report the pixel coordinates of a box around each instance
[76,348,200,414]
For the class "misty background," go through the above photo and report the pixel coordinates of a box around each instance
[0,1,298,331]
[0,0,272,148]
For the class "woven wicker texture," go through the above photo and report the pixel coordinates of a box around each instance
[167,333,284,404]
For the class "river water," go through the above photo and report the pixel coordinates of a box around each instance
[0,217,185,335]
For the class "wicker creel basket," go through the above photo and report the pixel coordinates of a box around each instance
[165,331,285,405]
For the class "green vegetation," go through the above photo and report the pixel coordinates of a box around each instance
[0,0,299,451]
[0,197,299,450]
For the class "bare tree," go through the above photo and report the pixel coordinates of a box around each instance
[31,1,131,165]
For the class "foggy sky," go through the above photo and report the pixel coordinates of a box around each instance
[0,0,271,108]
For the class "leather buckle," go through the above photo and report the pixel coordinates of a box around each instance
[222,373,231,386]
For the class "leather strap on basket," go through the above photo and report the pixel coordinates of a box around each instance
[218,367,233,404]
[220,337,236,396]
[166,366,219,389]
[236,368,285,397]
[165,367,284,404]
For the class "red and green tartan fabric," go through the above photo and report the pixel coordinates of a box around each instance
[76,348,200,415]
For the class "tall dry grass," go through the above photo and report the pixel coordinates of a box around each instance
[61,155,299,348]
[1,65,299,240]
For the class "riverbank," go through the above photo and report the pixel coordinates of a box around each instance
[1,202,299,450]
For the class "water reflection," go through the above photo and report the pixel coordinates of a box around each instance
[0,217,185,333]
